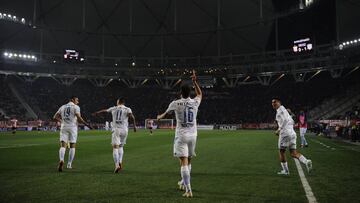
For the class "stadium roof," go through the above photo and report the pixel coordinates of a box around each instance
[1,0,277,57]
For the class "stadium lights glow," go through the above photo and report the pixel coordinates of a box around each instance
[131,62,136,67]
[338,37,360,50]
[0,12,26,25]
[3,51,37,61]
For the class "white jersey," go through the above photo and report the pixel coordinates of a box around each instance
[166,96,201,137]
[56,102,80,128]
[147,120,154,127]
[107,105,132,130]
[275,105,295,136]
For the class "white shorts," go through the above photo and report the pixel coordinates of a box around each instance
[278,129,297,150]
[60,127,78,143]
[278,135,297,150]
[300,128,307,136]
[173,135,197,158]
[112,128,128,146]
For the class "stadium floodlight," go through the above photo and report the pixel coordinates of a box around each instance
[2,51,37,61]
[0,11,27,25]
[131,62,136,66]
[338,36,360,50]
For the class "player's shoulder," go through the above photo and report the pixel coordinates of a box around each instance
[125,106,132,112]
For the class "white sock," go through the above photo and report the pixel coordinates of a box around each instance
[59,147,66,162]
[113,148,119,167]
[181,166,191,192]
[299,155,308,165]
[188,164,192,173]
[118,147,124,163]
[281,162,289,172]
[68,148,75,165]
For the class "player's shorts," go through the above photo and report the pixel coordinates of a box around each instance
[278,129,297,150]
[173,135,197,158]
[299,128,307,136]
[148,126,153,130]
[12,126,16,131]
[60,127,78,143]
[112,128,128,146]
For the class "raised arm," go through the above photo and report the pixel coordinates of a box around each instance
[92,109,108,116]
[129,113,137,132]
[191,70,202,99]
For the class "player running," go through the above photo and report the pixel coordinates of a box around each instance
[157,70,202,198]
[53,96,90,172]
[299,110,309,148]
[272,98,312,175]
[147,118,154,135]
[93,98,137,173]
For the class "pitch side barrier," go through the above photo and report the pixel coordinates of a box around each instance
[213,123,277,130]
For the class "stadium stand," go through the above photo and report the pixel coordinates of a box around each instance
[1,70,359,126]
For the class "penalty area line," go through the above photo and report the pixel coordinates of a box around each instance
[294,159,317,203]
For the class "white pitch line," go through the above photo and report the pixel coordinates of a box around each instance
[294,159,317,203]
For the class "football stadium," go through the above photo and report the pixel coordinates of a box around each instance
[1,0,360,202]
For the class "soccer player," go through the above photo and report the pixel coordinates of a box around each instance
[10,117,18,134]
[272,98,312,175]
[53,96,90,172]
[93,98,137,173]
[147,118,154,135]
[299,110,308,148]
[105,121,110,131]
[157,70,202,198]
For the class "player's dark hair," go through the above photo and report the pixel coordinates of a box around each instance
[70,96,78,101]
[180,84,191,98]
[118,97,125,103]
[272,97,281,103]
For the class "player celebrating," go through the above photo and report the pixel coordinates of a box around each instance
[272,98,312,175]
[147,118,154,135]
[157,70,202,198]
[93,98,137,173]
[299,110,308,148]
[53,96,90,172]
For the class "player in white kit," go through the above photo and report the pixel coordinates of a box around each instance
[147,119,154,135]
[157,70,202,198]
[272,98,312,175]
[93,98,137,173]
[53,96,90,172]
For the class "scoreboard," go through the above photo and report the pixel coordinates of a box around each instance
[293,38,313,53]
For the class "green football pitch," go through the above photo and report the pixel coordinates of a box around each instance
[1,129,360,203]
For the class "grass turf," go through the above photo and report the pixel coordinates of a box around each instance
[0,129,360,202]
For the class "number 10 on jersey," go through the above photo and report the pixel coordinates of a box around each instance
[183,107,194,123]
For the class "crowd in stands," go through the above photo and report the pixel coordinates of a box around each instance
[0,71,359,129]
[0,79,27,120]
